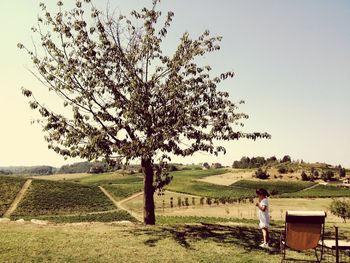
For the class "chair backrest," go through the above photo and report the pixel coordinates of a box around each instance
[285,211,326,251]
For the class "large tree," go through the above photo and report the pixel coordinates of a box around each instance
[19,0,270,224]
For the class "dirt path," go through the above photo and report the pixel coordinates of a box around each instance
[300,183,319,191]
[99,186,143,222]
[3,179,32,218]
[197,171,253,186]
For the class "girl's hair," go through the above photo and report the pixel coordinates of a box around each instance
[256,188,270,197]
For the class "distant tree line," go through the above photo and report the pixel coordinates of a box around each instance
[57,161,121,174]
[300,166,346,182]
[232,155,293,169]
[0,169,12,175]
[0,166,54,175]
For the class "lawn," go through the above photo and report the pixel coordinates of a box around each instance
[1,221,348,263]
[0,221,325,263]
[0,176,26,216]
[11,211,137,223]
[12,179,115,216]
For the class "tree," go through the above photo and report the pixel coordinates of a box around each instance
[266,156,277,163]
[338,166,346,178]
[19,0,270,224]
[211,162,222,169]
[330,199,350,223]
[300,171,308,181]
[321,170,335,181]
[255,168,269,180]
[281,155,291,163]
[277,166,288,174]
[311,168,319,179]
[202,162,210,169]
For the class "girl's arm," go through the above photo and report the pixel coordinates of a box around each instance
[256,203,267,212]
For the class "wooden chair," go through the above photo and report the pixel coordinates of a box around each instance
[280,211,327,262]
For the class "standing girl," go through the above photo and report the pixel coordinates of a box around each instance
[256,188,270,248]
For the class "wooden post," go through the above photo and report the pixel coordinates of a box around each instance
[335,226,339,263]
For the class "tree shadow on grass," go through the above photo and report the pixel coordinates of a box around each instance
[125,223,282,254]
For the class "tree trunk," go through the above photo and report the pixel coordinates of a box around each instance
[141,158,155,225]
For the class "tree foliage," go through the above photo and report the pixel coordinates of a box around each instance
[330,199,350,223]
[321,170,335,181]
[281,155,291,163]
[254,168,269,180]
[19,0,269,224]
[232,156,276,169]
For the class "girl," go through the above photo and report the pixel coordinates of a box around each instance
[256,188,270,248]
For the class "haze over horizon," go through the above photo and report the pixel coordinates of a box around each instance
[0,0,349,168]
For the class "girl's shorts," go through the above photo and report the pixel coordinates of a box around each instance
[259,222,270,229]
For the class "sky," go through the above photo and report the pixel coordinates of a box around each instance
[0,0,349,168]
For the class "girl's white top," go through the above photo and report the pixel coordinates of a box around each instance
[258,198,269,228]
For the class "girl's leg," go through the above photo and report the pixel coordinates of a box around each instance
[266,228,269,243]
[262,228,268,244]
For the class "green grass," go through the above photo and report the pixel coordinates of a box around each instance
[2,221,347,262]
[156,215,258,225]
[103,183,143,201]
[0,176,26,216]
[73,172,143,185]
[11,210,137,223]
[282,184,350,198]
[0,222,288,263]
[13,179,115,216]
[232,180,316,195]
[166,169,255,198]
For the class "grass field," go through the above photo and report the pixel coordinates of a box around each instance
[12,179,115,216]
[1,221,342,263]
[166,169,256,199]
[74,172,143,185]
[0,176,26,216]
[232,180,316,195]
[30,173,91,181]
[1,220,349,263]
[282,184,350,198]
[103,183,143,201]
[11,211,137,223]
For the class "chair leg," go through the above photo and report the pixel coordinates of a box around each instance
[315,245,324,263]
[280,236,286,262]
[280,231,286,262]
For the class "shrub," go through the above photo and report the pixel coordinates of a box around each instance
[321,170,335,181]
[312,169,319,179]
[168,165,178,172]
[281,155,291,163]
[301,171,309,181]
[177,197,182,207]
[89,165,106,174]
[254,168,269,180]
[339,167,346,178]
[211,163,222,169]
[278,166,288,174]
[330,199,350,222]
[270,189,279,196]
[202,162,210,169]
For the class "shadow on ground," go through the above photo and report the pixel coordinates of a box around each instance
[123,223,338,262]
[126,223,282,253]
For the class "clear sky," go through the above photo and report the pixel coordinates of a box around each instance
[0,0,349,168]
